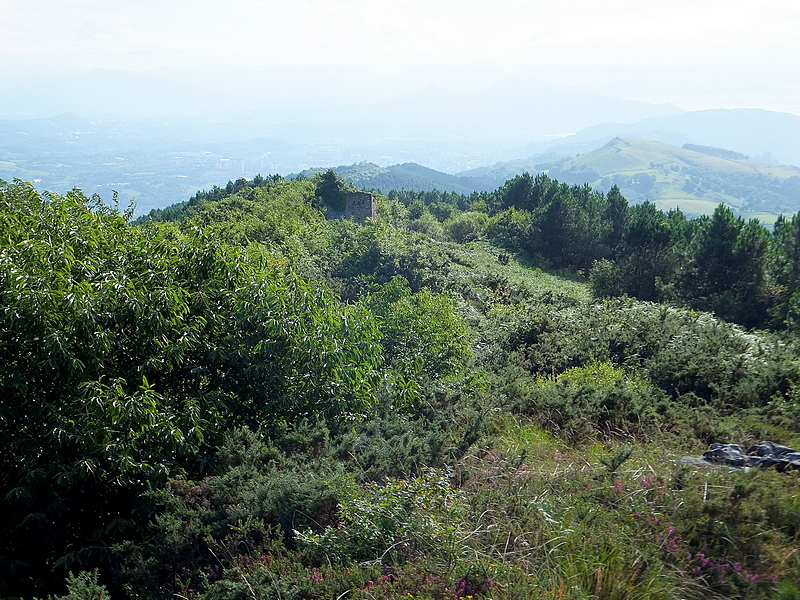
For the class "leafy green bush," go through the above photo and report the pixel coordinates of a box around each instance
[444,211,488,243]
[44,570,109,600]
[314,169,353,212]
[0,181,386,594]
[590,258,625,298]
[516,362,667,443]
[482,296,799,446]
[331,219,452,294]
[296,468,466,564]
[361,276,470,384]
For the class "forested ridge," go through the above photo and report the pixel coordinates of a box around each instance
[2,170,800,600]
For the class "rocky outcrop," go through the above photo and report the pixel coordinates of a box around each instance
[700,441,800,471]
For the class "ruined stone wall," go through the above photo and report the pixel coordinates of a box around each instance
[345,192,376,223]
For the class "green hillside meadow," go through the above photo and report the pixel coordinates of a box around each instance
[2,170,800,600]
[553,138,800,221]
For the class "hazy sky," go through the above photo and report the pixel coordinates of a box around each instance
[2,0,799,114]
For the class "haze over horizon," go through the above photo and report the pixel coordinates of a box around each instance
[1,0,799,119]
[3,0,800,216]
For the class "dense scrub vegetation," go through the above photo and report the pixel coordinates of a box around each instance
[389,171,800,331]
[2,171,800,599]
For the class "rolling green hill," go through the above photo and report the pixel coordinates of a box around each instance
[293,162,482,194]
[549,138,800,221]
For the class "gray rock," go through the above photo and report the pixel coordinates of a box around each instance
[701,441,800,471]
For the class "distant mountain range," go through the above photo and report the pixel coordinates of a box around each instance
[1,72,799,216]
[0,73,685,173]
[0,70,680,134]
[348,78,681,144]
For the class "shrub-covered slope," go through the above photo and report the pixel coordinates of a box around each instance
[2,172,800,599]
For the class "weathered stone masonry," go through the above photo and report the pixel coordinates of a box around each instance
[343,191,376,223]
[325,191,375,223]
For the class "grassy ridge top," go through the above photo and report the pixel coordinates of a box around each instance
[571,138,799,177]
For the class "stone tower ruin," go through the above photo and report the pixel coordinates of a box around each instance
[343,192,376,223]
[325,191,376,223]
